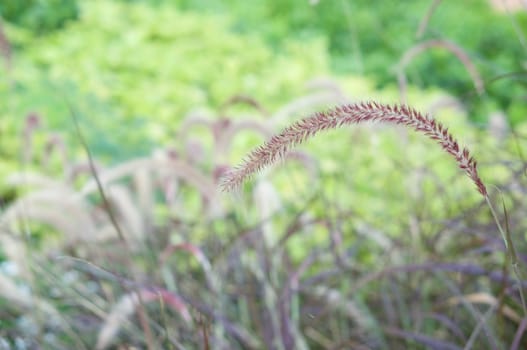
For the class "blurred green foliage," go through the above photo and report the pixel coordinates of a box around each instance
[170,0,527,126]
[4,0,337,149]
[1,0,525,173]
[1,3,526,347]
[0,0,79,34]
[4,0,525,124]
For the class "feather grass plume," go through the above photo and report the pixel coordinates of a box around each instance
[221,101,487,196]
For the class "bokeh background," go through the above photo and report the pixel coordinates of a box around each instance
[1,1,527,349]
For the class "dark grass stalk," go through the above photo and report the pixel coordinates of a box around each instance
[382,325,462,350]
[54,258,190,348]
[381,281,397,325]
[52,260,161,349]
[22,113,42,165]
[67,101,160,350]
[328,262,527,293]
[219,94,269,118]
[42,133,69,174]
[435,271,500,350]
[486,192,527,316]
[30,263,97,350]
[510,317,527,350]
[198,314,210,350]
[135,294,156,350]
[159,243,219,292]
[180,294,261,349]
[68,102,126,243]
[423,313,466,342]
[463,304,499,350]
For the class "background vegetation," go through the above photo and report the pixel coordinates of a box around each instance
[1,0,526,349]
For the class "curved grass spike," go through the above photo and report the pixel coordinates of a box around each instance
[221,101,487,197]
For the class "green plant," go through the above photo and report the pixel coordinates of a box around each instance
[8,0,334,145]
[0,0,79,33]
[171,0,527,126]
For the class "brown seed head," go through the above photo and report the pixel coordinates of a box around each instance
[221,102,487,196]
